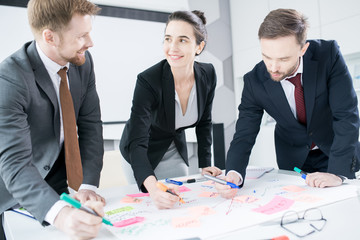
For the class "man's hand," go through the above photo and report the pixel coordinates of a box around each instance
[54,201,104,240]
[74,189,106,205]
[305,172,343,188]
[214,172,240,199]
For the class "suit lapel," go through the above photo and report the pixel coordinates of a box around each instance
[27,42,60,142]
[263,72,296,122]
[162,62,175,131]
[302,51,317,126]
[68,65,81,117]
[194,62,205,124]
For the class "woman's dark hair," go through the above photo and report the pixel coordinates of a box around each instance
[166,10,207,55]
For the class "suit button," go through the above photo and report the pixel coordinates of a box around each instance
[309,132,313,136]
[43,165,50,171]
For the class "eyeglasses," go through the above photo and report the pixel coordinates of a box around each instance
[280,208,327,238]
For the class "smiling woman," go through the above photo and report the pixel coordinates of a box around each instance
[119,10,222,210]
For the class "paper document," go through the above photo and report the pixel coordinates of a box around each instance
[10,207,35,220]
[246,166,274,179]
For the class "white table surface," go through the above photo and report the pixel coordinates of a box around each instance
[4,170,360,240]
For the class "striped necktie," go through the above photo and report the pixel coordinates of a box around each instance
[287,73,306,125]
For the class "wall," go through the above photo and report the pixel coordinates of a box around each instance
[229,0,360,168]
[0,0,235,173]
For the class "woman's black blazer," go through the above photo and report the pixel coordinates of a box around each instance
[120,59,217,191]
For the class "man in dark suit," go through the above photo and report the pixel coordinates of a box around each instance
[216,8,360,198]
[0,0,105,239]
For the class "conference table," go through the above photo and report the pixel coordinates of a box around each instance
[3,169,360,240]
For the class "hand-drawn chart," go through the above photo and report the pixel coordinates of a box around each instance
[103,172,357,239]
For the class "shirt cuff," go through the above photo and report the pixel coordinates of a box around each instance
[227,170,243,185]
[79,184,97,193]
[44,200,69,225]
[45,184,97,225]
[336,175,347,183]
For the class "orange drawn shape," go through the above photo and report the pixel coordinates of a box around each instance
[120,196,143,204]
[188,206,216,216]
[233,195,258,203]
[198,192,219,198]
[282,185,306,192]
[172,216,201,228]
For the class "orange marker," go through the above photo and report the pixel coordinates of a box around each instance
[156,182,185,203]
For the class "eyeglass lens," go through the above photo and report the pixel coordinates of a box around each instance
[281,208,326,237]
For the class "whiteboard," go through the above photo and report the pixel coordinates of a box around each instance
[91,15,165,122]
[0,5,166,122]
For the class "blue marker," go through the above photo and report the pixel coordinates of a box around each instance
[165,178,183,185]
[294,167,307,180]
[203,174,240,189]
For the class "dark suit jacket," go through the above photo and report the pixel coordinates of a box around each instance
[120,59,216,191]
[0,41,104,224]
[227,40,360,181]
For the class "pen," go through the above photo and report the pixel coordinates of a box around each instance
[166,177,207,185]
[165,178,183,185]
[60,193,113,226]
[203,174,240,189]
[156,182,185,203]
[184,177,207,183]
[294,167,307,180]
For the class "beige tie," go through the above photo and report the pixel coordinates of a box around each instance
[58,67,83,191]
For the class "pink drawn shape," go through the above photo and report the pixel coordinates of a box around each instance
[282,185,306,192]
[172,216,201,228]
[188,206,216,216]
[121,196,143,204]
[126,193,150,197]
[252,196,294,215]
[293,194,323,203]
[202,180,215,186]
[113,217,145,228]
[198,192,219,198]
[179,186,191,192]
[233,195,258,203]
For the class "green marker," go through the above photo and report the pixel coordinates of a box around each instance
[294,167,307,180]
[60,193,113,226]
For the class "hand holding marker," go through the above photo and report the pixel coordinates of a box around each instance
[203,174,240,189]
[60,193,113,226]
[156,182,185,203]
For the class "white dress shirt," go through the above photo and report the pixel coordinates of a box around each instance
[280,57,304,119]
[175,82,198,130]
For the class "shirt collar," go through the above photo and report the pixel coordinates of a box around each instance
[36,41,70,76]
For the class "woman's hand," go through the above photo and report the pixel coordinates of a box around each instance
[143,175,180,209]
